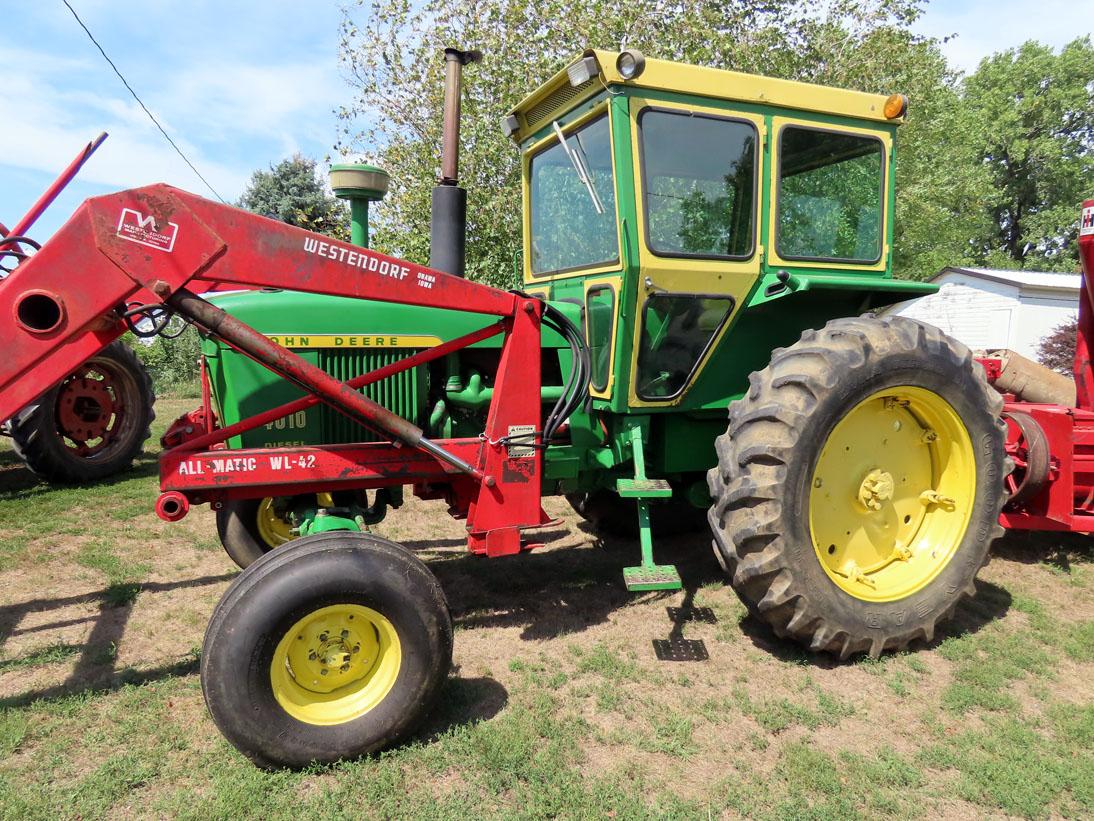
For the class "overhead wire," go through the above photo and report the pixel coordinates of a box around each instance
[60,0,228,204]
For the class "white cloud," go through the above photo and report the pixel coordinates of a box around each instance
[0,44,342,201]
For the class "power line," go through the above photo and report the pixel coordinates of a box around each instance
[61,0,228,203]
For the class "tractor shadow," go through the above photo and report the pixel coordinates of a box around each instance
[413,672,510,743]
[410,519,1015,667]
[991,528,1093,574]
[0,573,235,709]
[412,523,725,642]
[735,577,1013,668]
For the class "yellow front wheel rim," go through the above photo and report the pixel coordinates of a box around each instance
[808,386,975,603]
[256,498,295,547]
[271,604,401,725]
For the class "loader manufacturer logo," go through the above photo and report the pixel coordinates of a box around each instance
[1081,206,1094,237]
[302,237,413,282]
[116,208,179,252]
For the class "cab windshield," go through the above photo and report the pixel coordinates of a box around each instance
[529,114,617,275]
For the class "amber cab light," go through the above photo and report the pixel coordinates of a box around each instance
[884,93,909,119]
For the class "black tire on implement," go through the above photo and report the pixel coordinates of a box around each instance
[216,497,283,569]
[565,489,707,538]
[10,341,155,482]
[706,315,1009,659]
[201,531,452,769]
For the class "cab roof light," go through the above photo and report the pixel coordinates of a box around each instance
[884,93,908,120]
[567,55,600,88]
[616,50,646,80]
[501,113,520,138]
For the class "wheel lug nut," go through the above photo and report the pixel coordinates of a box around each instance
[341,629,349,638]
[321,669,328,675]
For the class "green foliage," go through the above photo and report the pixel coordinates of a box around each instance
[963,38,1094,271]
[238,154,350,240]
[125,328,202,396]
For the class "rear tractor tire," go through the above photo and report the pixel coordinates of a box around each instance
[707,316,1008,659]
[10,341,155,483]
[201,531,452,769]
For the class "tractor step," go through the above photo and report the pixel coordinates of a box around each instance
[623,563,682,591]
[615,477,672,498]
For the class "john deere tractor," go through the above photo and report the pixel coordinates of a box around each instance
[199,48,1005,665]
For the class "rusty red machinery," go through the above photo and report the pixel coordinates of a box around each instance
[2,134,156,483]
[978,198,1094,533]
[0,183,554,556]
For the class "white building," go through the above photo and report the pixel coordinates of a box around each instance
[888,267,1081,360]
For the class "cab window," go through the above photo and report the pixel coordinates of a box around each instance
[777,126,884,263]
[529,114,617,276]
[585,285,616,391]
[638,109,757,258]
[636,294,733,399]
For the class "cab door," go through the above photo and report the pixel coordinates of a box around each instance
[626,98,765,408]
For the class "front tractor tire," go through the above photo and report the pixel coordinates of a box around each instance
[707,316,1008,659]
[216,497,295,569]
[201,531,452,769]
[10,341,155,483]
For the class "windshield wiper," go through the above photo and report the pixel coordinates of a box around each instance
[552,120,604,215]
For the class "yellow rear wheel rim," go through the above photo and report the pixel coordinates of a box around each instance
[808,386,975,603]
[271,604,401,725]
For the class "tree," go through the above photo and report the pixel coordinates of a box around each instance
[961,38,1094,271]
[337,0,948,287]
[238,154,350,240]
[1037,317,1078,375]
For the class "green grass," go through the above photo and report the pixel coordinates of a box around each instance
[0,405,1092,819]
[0,643,81,673]
[919,709,1094,818]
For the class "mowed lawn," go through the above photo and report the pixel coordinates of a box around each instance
[1,398,1092,819]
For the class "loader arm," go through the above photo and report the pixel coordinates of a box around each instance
[0,184,549,556]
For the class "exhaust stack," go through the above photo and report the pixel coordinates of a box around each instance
[430,47,481,278]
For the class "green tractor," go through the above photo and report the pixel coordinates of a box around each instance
[197,48,1005,667]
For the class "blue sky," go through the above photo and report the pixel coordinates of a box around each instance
[2,0,1092,241]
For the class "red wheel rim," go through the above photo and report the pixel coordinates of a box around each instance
[52,359,134,458]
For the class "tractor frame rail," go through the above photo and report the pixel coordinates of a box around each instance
[0,184,548,557]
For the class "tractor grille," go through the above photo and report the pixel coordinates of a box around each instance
[317,349,426,444]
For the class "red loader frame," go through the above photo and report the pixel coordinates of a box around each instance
[991,198,1094,533]
[0,185,550,557]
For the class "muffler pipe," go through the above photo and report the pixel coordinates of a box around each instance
[430,47,481,278]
